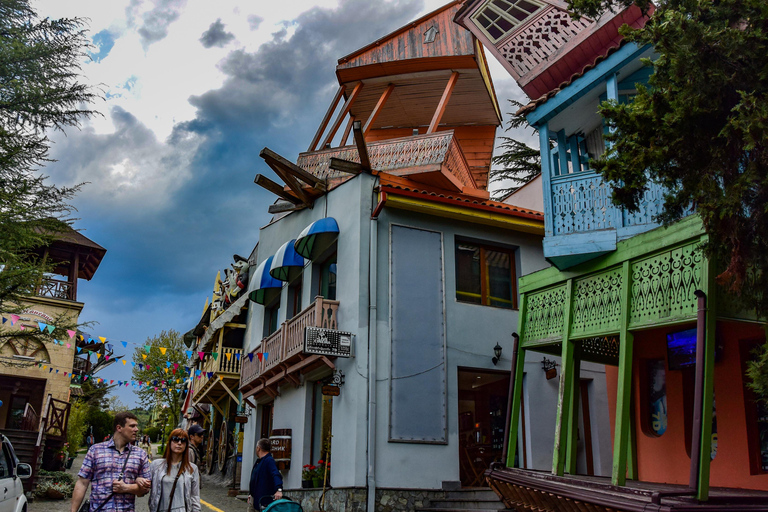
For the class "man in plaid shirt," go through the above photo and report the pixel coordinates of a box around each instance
[71,412,151,512]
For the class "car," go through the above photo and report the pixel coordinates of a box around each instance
[0,435,32,512]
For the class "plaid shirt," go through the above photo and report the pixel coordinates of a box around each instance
[79,440,151,512]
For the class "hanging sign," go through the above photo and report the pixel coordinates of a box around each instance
[270,429,292,470]
[321,385,340,396]
[304,327,352,358]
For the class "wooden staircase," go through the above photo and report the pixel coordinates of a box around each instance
[4,429,45,492]
[416,488,509,512]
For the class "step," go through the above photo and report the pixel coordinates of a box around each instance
[427,498,506,510]
[444,489,500,501]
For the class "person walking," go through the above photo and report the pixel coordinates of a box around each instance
[71,412,151,512]
[142,435,153,461]
[248,439,283,511]
[86,433,95,449]
[186,425,205,468]
[148,429,201,512]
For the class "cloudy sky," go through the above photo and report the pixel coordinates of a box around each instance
[31,0,534,407]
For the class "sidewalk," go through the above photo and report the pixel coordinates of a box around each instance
[28,443,247,512]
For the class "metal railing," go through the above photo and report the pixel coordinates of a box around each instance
[240,296,339,390]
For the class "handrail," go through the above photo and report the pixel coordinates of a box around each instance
[20,403,39,432]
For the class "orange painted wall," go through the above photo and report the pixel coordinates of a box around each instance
[605,321,768,490]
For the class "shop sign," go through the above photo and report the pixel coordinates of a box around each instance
[270,429,291,470]
[321,385,340,396]
[304,327,352,357]
[234,415,248,423]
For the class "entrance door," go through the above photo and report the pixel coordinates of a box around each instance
[457,368,510,487]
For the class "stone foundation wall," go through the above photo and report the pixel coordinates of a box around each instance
[284,487,446,512]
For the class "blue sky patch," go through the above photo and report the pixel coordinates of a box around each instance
[89,29,116,63]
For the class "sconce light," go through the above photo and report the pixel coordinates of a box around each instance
[492,343,503,365]
[541,357,558,380]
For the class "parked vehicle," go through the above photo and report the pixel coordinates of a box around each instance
[0,434,32,512]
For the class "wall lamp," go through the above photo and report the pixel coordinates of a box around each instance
[541,357,558,380]
[492,343,503,365]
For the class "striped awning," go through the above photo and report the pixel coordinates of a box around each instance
[248,256,282,305]
[294,217,340,260]
[269,239,305,282]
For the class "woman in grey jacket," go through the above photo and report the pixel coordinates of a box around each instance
[148,429,201,512]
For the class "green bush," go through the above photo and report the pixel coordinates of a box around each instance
[143,426,161,442]
[34,479,74,499]
[38,470,74,485]
[66,401,89,457]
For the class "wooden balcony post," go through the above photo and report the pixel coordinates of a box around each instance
[363,84,395,135]
[321,82,364,149]
[538,123,554,238]
[309,85,346,152]
[552,279,574,476]
[427,72,459,134]
[612,261,634,486]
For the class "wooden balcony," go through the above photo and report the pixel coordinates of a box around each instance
[190,347,243,410]
[296,131,477,193]
[240,296,339,399]
[35,277,75,301]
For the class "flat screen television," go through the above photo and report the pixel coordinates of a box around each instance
[666,327,697,370]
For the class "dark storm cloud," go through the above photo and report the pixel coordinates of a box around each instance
[200,19,235,48]
[45,0,426,339]
[127,0,188,49]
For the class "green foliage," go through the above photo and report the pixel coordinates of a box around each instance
[0,0,98,312]
[37,470,74,485]
[85,406,113,442]
[490,99,541,199]
[746,341,768,407]
[131,407,151,430]
[66,400,88,457]
[130,330,188,430]
[143,426,161,442]
[34,478,74,499]
[565,0,768,317]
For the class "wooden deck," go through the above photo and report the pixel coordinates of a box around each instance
[487,467,768,511]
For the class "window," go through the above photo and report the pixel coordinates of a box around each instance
[288,276,303,319]
[317,253,337,301]
[263,297,280,338]
[471,0,545,42]
[455,240,517,309]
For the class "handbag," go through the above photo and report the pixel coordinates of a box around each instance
[78,446,132,512]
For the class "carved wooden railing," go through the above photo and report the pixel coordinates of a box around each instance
[191,347,244,398]
[20,404,39,432]
[45,397,70,438]
[240,296,339,391]
[35,277,75,301]
[296,131,476,189]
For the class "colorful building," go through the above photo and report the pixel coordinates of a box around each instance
[455,0,768,509]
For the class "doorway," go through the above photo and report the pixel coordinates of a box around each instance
[457,368,510,487]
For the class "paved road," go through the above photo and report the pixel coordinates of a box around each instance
[28,445,248,512]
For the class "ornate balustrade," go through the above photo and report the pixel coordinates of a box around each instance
[35,277,74,301]
[296,131,475,189]
[191,347,243,399]
[240,296,339,391]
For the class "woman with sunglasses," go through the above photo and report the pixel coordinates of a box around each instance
[148,429,201,512]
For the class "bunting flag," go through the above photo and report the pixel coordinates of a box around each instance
[110,380,114,384]
[248,353,254,362]
[99,337,106,343]
[10,314,19,325]
[160,347,167,355]
[107,343,113,351]
[166,361,171,368]
[19,325,25,331]
[173,363,179,369]
[257,353,262,362]
[39,322,47,332]
[212,352,218,361]
[264,352,269,361]
[185,350,193,358]
[67,330,76,338]
[47,325,55,334]
[142,354,147,360]
[95,353,101,360]
[66,343,71,348]
[131,362,136,367]
[1,317,6,324]
[226,353,231,361]
[122,341,128,348]
[77,347,82,354]
[198,352,204,360]
[235,353,241,361]
[122,359,127,365]
[145,345,151,353]
[207,372,213,378]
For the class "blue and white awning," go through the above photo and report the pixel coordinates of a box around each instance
[269,239,305,282]
[248,255,282,305]
[294,217,340,260]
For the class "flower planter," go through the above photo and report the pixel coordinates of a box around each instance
[311,478,321,488]
[66,456,76,469]
[301,479,312,489]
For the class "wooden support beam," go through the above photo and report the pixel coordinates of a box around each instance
[340,115,355,146]
[261,147,324,188]
[254,174,302,205]
[329,158,363,175]
[217,378,240,405]
[552,279,574,476]
[209,397,225,417]
[353,120,371,172]
[321,82,363,149]
[264,160,309,204]
[268,202,308,214]
[363,84,395,135]
[612,261,634,486]
[309,85,346,152]
[244,397,257,409]
[427,71,459,134]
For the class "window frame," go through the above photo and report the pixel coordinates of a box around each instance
[454,238,519,310]
[470,0,546,43]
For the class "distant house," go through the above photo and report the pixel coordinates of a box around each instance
[232,3,612,510]
[456,0,768,510]
[0,225,106,484]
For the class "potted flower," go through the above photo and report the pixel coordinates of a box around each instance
[314,459,330,488]
[301,464,316,488]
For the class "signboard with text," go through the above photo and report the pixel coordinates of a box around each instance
[304,327,352,358]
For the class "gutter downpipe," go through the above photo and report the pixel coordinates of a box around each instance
[367,185,384,512]
[689,290,707,492]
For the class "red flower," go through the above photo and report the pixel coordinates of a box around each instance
[318,459,324,465]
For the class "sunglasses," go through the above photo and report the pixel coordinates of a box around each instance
[171,436,188,444]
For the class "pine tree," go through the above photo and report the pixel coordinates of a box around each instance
[0,0,99,310]
[490,100,541,199]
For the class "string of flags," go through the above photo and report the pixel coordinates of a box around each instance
[1,313,270,378]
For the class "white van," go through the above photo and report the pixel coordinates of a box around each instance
[0,435,32,512]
